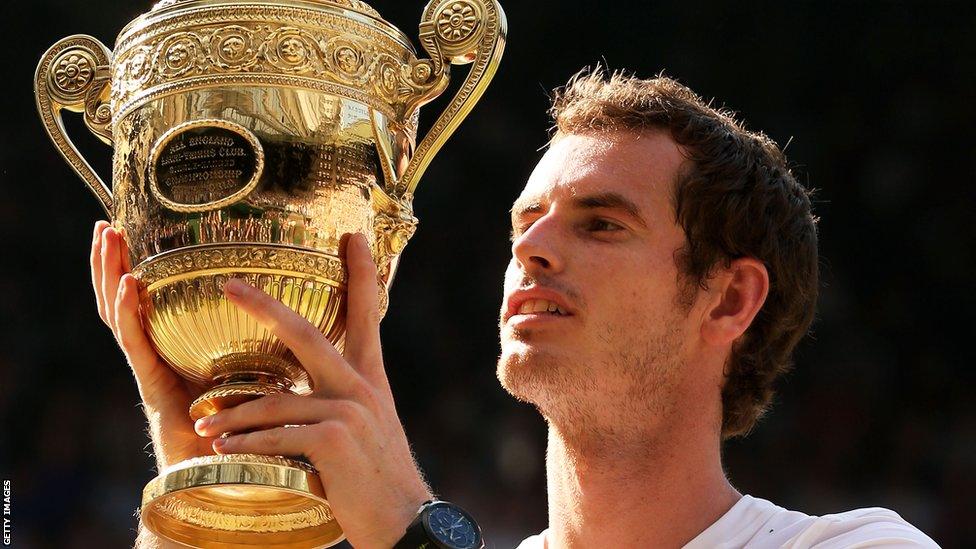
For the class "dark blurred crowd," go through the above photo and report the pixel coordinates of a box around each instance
[2,1,973,547]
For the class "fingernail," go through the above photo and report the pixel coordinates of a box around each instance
[212,438,227,452]
[195,416,213,434]
[224,278,246,297]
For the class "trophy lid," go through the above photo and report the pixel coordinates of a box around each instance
[152,0,382,19]
[116,0,415,53]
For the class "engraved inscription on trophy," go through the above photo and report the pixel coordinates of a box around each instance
[149,119,265,212]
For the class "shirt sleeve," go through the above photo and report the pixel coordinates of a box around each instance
[787,508,940,549]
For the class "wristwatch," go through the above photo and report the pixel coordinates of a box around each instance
[393,500,484,549]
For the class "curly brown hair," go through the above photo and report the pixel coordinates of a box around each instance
[550,68,820,438]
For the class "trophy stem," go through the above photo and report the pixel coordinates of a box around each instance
[189,373,294,422]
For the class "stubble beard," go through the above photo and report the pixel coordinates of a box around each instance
[497,313,686,449]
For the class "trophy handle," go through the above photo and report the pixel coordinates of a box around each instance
[396,0,507,196]
[35,35,115,216]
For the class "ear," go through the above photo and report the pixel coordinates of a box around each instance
[700,257,769,346]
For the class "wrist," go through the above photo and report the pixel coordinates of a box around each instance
[393,500,483,549]
[375,489,434,549]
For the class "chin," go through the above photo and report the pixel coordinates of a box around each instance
[496,340,570,408]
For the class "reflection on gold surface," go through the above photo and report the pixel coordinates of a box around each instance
[35,0,506,545]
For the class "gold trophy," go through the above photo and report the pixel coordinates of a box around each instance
[34,0,505,546]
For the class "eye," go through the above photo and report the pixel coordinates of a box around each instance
[586,218,624,232]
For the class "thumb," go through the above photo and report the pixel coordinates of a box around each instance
[115,274,182,406]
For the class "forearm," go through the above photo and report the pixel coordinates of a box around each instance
[135,417,181,548]
[135,524,162,549]
[137,522,192,549]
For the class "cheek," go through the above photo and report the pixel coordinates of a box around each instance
[583,252,678,321]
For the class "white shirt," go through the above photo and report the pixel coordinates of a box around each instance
[515,495,939,548]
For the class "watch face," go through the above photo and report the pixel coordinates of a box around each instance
[426,503,480,549]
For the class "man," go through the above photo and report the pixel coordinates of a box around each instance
[91,69,938,548]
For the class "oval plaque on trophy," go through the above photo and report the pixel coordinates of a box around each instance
[149,120,265,212]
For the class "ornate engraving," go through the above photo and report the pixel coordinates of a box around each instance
[170,452,319,474]
[35,36,115,213]
[436,1,481,43]
[373,209,418,273]
[210,25,258,69]
[51,51,95,96]
[189,380,291,420]
[155,496,333,532]
[397,0,505,195]
[133,245,348,287]
[333,0,382,18]
[154,0,381,19]
[158,32,206,78]
[111,7,449,124]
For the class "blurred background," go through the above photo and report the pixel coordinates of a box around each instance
[2,0,974,547]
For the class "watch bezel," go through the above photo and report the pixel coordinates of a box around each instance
[421,500,483,549]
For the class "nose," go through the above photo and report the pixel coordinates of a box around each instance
[511,214,565,275]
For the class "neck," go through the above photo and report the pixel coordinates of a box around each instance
[544,409,739,548]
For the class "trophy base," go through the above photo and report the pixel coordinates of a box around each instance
[141,453,344,548]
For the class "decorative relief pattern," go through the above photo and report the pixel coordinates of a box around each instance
[52,51,95,94]
[436,1,481,43]
[35,35,115,214]
[153,0,381,19]
[155,497,334,532]
[112,8,448,122]
[373,210,418,278]
[132,245,347,287]
[396,0,504,195]
[169,453,319,473]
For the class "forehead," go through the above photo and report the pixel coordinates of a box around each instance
[516,131,685,211]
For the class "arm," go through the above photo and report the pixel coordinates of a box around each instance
[91,221,217,546]
[92,221,216,471]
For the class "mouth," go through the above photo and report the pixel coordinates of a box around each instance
[504,289,576,326]
[514,298,569,317]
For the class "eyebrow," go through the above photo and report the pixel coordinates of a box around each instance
[510,197,544,218]
[573,192,647,228]
[510,191,648,229]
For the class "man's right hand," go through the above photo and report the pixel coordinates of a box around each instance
[91,220,216,470]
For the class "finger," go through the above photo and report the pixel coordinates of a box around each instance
[194,393,357,437]
[224,279,357,394]
[100,227,123,332]
[343,233,383,371]
[116,273,175,403]
[118,227,133,274]
[91,220,111,326]
[213,423,355,464]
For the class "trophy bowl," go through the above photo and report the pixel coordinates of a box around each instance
[35,0,506,546]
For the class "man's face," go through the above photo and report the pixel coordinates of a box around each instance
[498,131,699,433]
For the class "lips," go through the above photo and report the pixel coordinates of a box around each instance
[504,288,575,323]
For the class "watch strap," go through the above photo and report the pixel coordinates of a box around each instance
[393,500,436,549]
